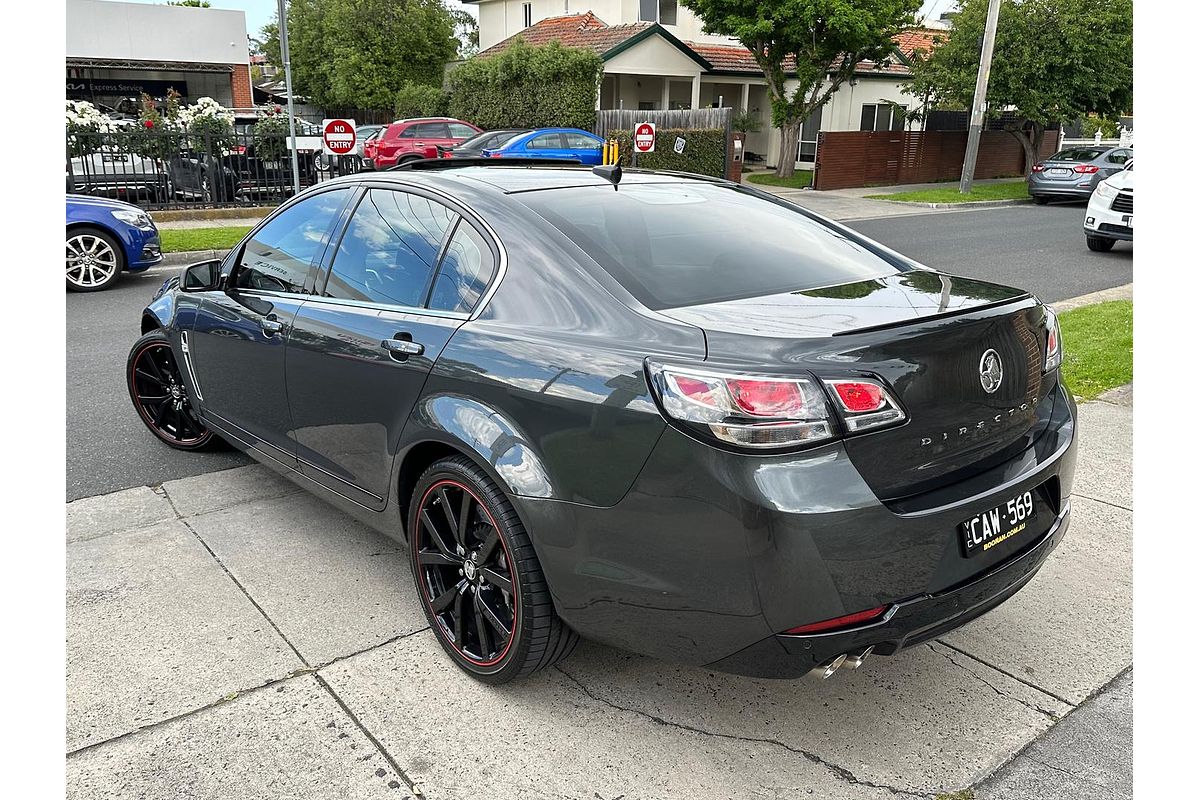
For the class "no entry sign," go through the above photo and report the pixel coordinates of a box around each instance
[322,118,357,156]
[633,122,656,153]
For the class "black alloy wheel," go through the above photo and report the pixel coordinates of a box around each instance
[409,456,578,683]
[126,330,218,450]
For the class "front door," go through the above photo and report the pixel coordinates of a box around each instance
[285,186,499,508]
[187,186,355,466]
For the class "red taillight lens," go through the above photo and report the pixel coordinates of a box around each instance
[726,378,807,417]
[488,151,503,158]
[1031,164,1045,172]
[1074,164,1100,174]
[785,606,887,635]
[829,381,885,413]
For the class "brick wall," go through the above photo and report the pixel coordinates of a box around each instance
[230,64,253,108]
[812,130,1060,191]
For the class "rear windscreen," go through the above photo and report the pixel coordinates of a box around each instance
[1048,148,1105,162]
[517,183,903,310]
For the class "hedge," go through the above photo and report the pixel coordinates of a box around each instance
[447,40,603,130]
[611,128,727,178]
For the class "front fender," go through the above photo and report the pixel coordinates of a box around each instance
[409,393,555,499]
[142,277,180,332]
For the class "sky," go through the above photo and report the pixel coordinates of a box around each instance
[103,0,952,41]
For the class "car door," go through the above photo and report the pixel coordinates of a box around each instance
[562,132,604,165]
[186,186,355,467]
[524,132,569,160]
[285,186,499,509]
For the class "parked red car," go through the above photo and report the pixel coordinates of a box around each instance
[362,117,482,170]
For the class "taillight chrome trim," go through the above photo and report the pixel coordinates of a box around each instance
[821,377,907,433]
[1043,306,1063,372]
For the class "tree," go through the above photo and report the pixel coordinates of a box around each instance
[680,0,920,178]
[906,0,1132,171]
[450,8,480,59]
[395,80,448,118]
[260,0,459,110]
[167,1,212,6]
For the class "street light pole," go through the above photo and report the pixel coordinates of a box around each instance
[959,0,1002,194]
[276,0,301,195]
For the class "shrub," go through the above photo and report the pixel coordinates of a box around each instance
[66,100,114,157]
[129,92,183,161]
[610,128,727,178]
[395,81,449,118]
[732,108,761,133]
[1080,115,1119,140]
[253,108,292,163]
[448,40,602,129]
[178,96,235,156]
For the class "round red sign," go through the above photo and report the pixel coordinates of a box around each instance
[323,119,356,155]
[634,122,656,153]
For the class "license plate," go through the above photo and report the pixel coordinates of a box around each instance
[1048,167,1070,175]
[960,491,1035,558]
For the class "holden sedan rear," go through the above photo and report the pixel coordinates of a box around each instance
[130,166,1076,683]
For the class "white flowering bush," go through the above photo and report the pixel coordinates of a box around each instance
[177,96,235,156]
[66,100,115,156]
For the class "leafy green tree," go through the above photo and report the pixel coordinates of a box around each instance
[906,0,1132,171]
[680,0,920,178]
[261,0,458,110]
[448,40,603,130]
[167,1,212,7]
[450,8,480,58]
[395,80,449,118]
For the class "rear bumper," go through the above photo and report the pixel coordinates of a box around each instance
[1027,175,1097,199]
[515,381,1077,677]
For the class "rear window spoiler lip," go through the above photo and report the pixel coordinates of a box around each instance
[830,293,1036,337]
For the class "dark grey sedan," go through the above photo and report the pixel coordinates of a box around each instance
[128,164,1077,684]
[1028,145,1133,203]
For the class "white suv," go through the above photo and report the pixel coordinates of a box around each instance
[1084,161,1133,252]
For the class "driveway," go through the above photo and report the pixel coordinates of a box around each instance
[65,391,1132,798]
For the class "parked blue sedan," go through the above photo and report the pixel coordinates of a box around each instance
[481,128,605,165]
[66,194,163,292]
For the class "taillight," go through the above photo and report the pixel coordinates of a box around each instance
[784,606,887,635]
[647,362,833,449]
[1074,164,1100,174]
[1044,306,1062,371]
[488,151,503,158]
[1031,164,1045,172]
[823,378,906,432]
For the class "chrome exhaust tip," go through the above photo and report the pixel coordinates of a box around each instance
[840,646,874,670]
[808,653,847,679]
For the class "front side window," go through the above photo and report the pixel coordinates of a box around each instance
[236,188,351,293]
[519,183,904,310]
[323,189,457,307]
[428,223,497,313]
[448,123,478,139]
[564,132,601,149]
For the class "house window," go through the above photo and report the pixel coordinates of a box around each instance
[639,0,677,25]
[798,105,823,162]
[860,103,906,132]
[523,2,532,28]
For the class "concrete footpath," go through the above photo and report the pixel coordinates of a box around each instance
[64,385,1132,799]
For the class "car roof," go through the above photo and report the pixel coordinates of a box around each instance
[330,165,728,195]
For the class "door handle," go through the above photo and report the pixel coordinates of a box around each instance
[261,318,284,336]
[382,337,424,359]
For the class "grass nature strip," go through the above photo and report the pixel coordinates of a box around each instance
[865,181,1029,203]
[1057,300,1133,400]
[159,226,253,254]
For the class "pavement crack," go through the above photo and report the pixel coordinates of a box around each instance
[1071,493,1132,512]
[929,644,1063,721]
[554,666,928,799]
[1023,754,1113,790]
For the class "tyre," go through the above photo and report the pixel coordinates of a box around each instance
[1086,235,1115,252]
[126,330,220,451]
[1034,196,1049,205]
[408,455,578,684]
[66,226,124,292]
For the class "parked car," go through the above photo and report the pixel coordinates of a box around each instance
[68,147,170,204]
[129,165,1076,684]
[66,194,161,292]
[1027,145,1132,204]
[363,118,482,170]
[1084,160,1133,252]
[438,129,530,159]
[481,128,604,165]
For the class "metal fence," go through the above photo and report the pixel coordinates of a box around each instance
[66,127,364,211]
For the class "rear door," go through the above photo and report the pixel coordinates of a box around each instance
[285,186,499,509]
[187,186,355,467]
[524,132,570,160]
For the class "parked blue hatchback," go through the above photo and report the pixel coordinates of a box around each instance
[481,128,605,165]
[66,194,163,292]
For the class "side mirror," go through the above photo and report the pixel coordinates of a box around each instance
[181,259,221,292]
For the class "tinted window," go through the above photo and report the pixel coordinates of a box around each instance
[519,183,903,310]
[1049,148,1105,162]
[428,223,496,313]
[528,133,564,149]
[448,123,478,139]
[324,189,457,307]
[236,188,351,293]
[413,122,451,138]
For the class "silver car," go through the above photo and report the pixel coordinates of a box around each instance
[1028,145,1132,204]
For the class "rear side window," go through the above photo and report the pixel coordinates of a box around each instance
[518,183,903,310]
[1049,148,1105,162]
[412,122,450,138]
[427,223,497,313]
[235,188,351,293]
[323,189,456,307]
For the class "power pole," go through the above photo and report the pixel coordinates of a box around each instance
[276,0,301,195]
[959,0,1002,194]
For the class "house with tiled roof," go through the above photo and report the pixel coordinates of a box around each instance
[464,1,943,169]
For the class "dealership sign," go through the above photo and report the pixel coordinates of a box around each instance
[66,78,188,99]
[322,119,357,156]
[634,122,656,153]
